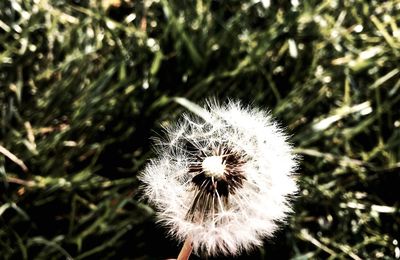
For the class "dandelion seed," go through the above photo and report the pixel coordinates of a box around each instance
[139,100,298,258]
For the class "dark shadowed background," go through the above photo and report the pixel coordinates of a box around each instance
[1,0,399,259]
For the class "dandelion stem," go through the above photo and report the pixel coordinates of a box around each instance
[177,237,193,260]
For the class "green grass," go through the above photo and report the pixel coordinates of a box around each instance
[1,0,399,259]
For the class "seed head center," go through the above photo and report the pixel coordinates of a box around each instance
[202,156,225,178]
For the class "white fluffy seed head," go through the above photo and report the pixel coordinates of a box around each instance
[139,100,299,257]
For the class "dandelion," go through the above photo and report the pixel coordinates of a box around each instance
[139,100,298,258]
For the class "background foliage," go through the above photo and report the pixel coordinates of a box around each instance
[1,0,400,259]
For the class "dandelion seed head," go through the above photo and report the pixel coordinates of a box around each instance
[139,100,298,256]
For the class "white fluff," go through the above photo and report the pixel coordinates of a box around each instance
[139,100,298,256]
